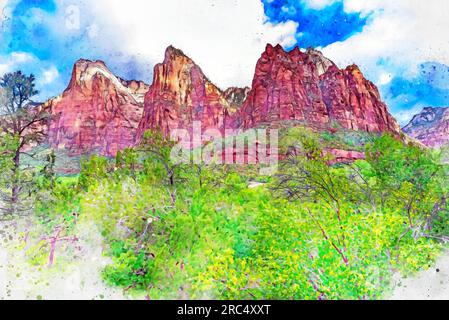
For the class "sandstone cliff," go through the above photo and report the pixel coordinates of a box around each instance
[239,44,400,134]
[45,59,148,156]
[137,46,237,139]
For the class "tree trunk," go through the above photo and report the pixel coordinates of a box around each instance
[10,149,20,214]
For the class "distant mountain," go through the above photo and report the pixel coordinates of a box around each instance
[403,107,449,148]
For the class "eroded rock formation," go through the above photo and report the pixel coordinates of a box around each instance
[239,44,400,134]
[45,59,148,156]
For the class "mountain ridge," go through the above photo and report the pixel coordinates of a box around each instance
[239,44,400,134]
[37,44,402,158]
[44,59,148,156]
[403,106,449,148]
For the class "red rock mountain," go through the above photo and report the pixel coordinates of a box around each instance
[239,44,400,134]
[137,46,240,139]
[45,59,148,156]
[41,44,401,158]
[403,107,449,148]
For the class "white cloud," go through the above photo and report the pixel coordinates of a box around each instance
[0,52,35,75]
[378,73,392,86]
[7,0,446,117]
[0,0,13,26]
[53,0,446,93]
[54,0,298,89]
[263,20,299,49]
[84,0,449,93]
[322,0,449,85]
[0,0,7,15]
[302,0,338,10]
[41,66,60,85]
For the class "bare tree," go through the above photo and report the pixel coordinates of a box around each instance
[0,71,49,216]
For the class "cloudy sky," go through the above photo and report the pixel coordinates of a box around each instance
[1,0,449,125]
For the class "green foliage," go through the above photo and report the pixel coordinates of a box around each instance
[82,170,441,299]
[35,175,80,232]
[0,134,18,217]
[365,135,449,234]
[0,133,43,216]
[116,148,139,180]
[320,127,375,152]
[78,155,111,190]
[195,200,440,300]
[22,126,449,299]
[0,134,18,179]
[0,70,49,216]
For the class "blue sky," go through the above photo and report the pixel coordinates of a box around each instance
[1,0,449,125]
[385,63,449,117]
[262,0,368,48]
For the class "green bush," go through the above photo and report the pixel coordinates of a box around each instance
[28,129,449,299]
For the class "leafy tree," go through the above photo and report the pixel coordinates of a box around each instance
[40,150,56,189]
[138,130,180,205]
[115,148,139,181]
[365,134,449,238]
[273,127,354,265]
[78,155,111,190]
[273,127,347,205]
[0,71,49,215]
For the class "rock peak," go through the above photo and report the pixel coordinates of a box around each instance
[45,59,149,156]
[66,59,148,102]
[40,45,401,158]
[70,59,111,78]
[137,46,233,139]
[306,48,335,75]
[274,43,283,50]
[240,44,400,134]
[68,58,117,91]
[422,106,441,112]
[345,64,363,75]
[164,45,190,62]
[265,43,286,55]
[74,58,107,67]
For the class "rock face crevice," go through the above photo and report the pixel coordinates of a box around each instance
[403,107,449,148]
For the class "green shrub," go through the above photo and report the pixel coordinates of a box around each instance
[26,129,449,299]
